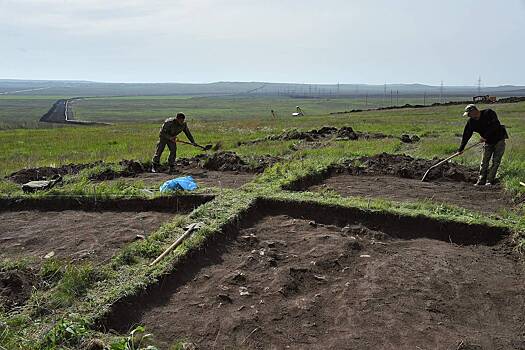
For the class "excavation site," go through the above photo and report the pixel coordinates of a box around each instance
[0,196,213,264]
[289,153,513,214]
[100,200,523,349]
[0,195,213,311]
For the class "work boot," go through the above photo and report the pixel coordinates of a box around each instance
[151,164,160,173]
[474,179,486,186]
[168,166,177,175]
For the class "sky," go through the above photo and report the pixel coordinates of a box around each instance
[1,0,524,86]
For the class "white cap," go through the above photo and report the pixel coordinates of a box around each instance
[463,104,478,117]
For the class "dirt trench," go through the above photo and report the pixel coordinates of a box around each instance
[287,153,514,214]
[0,195,214,313]
[99,200,521,349]
[0,196,213,263]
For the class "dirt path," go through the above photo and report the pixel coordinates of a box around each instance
[106,215,524,349]
[0,210,178,264]
[310,174,512,214]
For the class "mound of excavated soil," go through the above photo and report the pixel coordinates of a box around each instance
[8,162,101,184]
[0,269,36,310]
[104,215,523,349]
[238,126,391,145]
[7,152,278,184]
[91,152,278,183]
[339,153,478,182]
[202,151,277,173]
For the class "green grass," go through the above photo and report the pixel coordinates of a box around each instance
[0,97,524,349]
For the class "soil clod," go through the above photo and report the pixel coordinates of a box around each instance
[0,269,36,310]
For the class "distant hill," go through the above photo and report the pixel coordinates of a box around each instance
[1,79,524,98]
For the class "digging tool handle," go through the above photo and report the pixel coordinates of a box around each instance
[149,222,202,266]
[421,141,482,182]
[176,139,207,150]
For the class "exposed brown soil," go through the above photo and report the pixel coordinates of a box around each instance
[311,175,511,214]
[6,151,277,186]
[112,168,255,189]
[102,212,523,349]
[0,195,214,212]
[0,269,36,310]
[7,162,101,184]
[92,153,277,188]
[288,153,515,213]
[340,153,479,182]
[0,210,177,265]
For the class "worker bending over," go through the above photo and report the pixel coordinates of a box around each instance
[152,112,196,174]
[458,104,508,186]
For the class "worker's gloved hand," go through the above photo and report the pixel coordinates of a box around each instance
[479,137,486,143]
[458,150,463,155]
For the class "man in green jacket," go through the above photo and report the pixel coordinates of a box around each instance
[152,113,196,173]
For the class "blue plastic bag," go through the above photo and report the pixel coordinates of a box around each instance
[160,176,198,193]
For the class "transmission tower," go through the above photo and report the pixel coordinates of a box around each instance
[440,81,444,103]
[477,76,482,95]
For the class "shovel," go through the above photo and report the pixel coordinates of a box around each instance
[176,139,213,151]
[421,141,483,182]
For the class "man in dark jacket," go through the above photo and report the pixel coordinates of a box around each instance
[458,104,508,186]
[152,112,196,173]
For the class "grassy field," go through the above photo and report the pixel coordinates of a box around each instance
[1,98,524,192]
[0,94,466,126]
[72,95,459,122]
[0,96,524,349]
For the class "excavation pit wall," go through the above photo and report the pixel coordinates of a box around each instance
[284,157,512,214]
[0,195,214,310]
[0,195,214,262]
[0,195,214,213]
[98,199,520,349]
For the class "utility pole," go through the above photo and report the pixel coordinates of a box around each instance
[440,81,444,103]
[396,90,399,105]
[365,92,368,109]
[384,83,387,107]
[423,91,427,105]
[390,90,393,105]
[477,76,482,95]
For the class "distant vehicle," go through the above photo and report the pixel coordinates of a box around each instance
[292,106,304,117]
[473,95,497,103]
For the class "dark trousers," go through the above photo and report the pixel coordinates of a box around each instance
[152,139,177,166]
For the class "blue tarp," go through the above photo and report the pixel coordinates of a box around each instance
[159,176,198,193]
